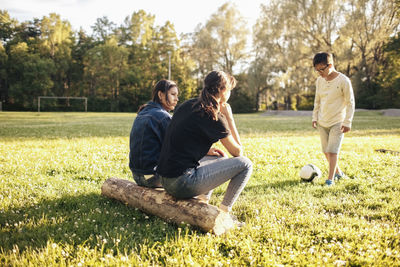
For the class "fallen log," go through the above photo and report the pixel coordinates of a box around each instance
[101,177,234,235]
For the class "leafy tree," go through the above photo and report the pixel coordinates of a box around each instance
[3,1,398,112]
[1,9,197,111]
[118,10,196,111]
[253,0,346,110]
[0,10,15,43]
[229,73,255,113]
[38,13,74,101]
[252,0,400,110]
[190,3,249,75]
[0,42,7,103]
[247,56,269,111]
[69,29,96,97]
[0,11,45,109]
[374,1,400,108]
[7,42,54,109]
[83,37,129,111]
[375,34,400,108]
[339,0,400,108]
[158,21,197,100]
[91,16,116,43]
[0,11,12,103]
[117,10,162,110]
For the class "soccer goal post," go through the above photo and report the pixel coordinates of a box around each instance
[38,96,87,112]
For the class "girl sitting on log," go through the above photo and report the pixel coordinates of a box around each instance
[129,80,179,188]
[156,70,252,224]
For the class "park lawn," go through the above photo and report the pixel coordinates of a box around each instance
[0,111,399,266]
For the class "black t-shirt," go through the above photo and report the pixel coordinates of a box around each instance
[157,98,230,178]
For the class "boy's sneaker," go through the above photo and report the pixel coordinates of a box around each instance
[325,179,334,186]
[334,171,346,181]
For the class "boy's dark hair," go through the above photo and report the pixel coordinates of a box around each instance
[313,52,334,67]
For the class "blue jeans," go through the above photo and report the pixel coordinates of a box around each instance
[160,156,253,210]
[132,172,162,188]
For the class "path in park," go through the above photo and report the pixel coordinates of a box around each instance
[261,109,400,117]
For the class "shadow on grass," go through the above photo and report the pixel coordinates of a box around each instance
[242,179,301,193]
[210,179,304,201]
[0,192,194,253]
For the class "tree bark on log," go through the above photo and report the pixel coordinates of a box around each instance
[101,177,234,235]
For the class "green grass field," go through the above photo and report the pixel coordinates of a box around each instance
[1,111,400,266]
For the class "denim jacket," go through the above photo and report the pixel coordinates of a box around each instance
[129,101,172,175]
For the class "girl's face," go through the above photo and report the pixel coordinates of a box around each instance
[159,86,179,111]
[219,87,231,104]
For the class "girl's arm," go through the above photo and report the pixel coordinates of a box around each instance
[219,102,242,157]
[220,103,241,145]
[220,135,242,157]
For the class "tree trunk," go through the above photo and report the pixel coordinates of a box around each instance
[101,177,235,235]
[255,91,260,112]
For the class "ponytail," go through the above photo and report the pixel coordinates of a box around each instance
[196,88,219,120]
[194,70,236,120]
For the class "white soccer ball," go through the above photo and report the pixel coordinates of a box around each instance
[300,164,322,182]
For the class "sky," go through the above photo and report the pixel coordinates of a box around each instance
[2,0,267,36]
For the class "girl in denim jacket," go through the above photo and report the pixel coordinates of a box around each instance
[129,80,178,187]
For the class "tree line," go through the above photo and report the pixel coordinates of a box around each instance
[0,0,399,112]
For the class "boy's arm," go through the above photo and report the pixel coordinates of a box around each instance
[342,78,355,129]
[312,80,320,128]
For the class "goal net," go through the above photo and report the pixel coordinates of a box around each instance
[38,96,87,112]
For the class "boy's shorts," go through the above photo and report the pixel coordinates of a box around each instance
[317,122,344,154]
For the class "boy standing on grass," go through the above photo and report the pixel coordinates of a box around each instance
[312,52,355,186]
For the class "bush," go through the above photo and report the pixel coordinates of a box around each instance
[229,89,256,113]
[297,94,315,110]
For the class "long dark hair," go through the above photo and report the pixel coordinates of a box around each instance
[138,79,177,112]
[194,70,237,120]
